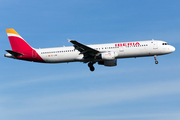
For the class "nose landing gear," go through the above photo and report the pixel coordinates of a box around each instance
[88,62,96,71]
[154,55,158,64]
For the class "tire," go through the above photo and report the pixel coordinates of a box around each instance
[90,66,95,71]
[155,61,158,64]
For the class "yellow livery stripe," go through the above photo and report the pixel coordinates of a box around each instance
[6,29,20,36]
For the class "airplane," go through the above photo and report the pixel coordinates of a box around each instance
[4,28,175,71]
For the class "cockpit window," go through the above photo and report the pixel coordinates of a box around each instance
[162,43,168,45]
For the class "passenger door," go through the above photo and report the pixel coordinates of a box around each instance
[153,41,158,49]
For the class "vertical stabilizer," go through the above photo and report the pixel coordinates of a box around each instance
[6,29,33,53]
[5,29,45,62]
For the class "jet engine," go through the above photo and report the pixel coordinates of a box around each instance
[98,59,117,66]
[100,52,118,60]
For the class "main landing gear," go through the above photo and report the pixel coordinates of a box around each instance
[88,62,96,71]
[154,55,158,64]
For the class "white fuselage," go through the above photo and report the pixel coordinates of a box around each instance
[35,40,175,63]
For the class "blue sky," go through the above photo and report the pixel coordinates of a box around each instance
[0,0,180,120]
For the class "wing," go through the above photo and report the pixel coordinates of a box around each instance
[68,39,100,59]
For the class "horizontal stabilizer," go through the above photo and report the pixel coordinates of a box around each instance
[6,50,23,56]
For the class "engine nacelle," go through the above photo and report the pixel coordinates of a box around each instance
[98,59,117,67]
[101,52,118,60]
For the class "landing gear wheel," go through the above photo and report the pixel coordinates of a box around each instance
[154,55,158,64]
[88,62,96,71]
[88,62,92,68]
[155,61,158,64]
[90,66,95,71]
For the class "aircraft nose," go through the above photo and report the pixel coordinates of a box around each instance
[170,46,175,52]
